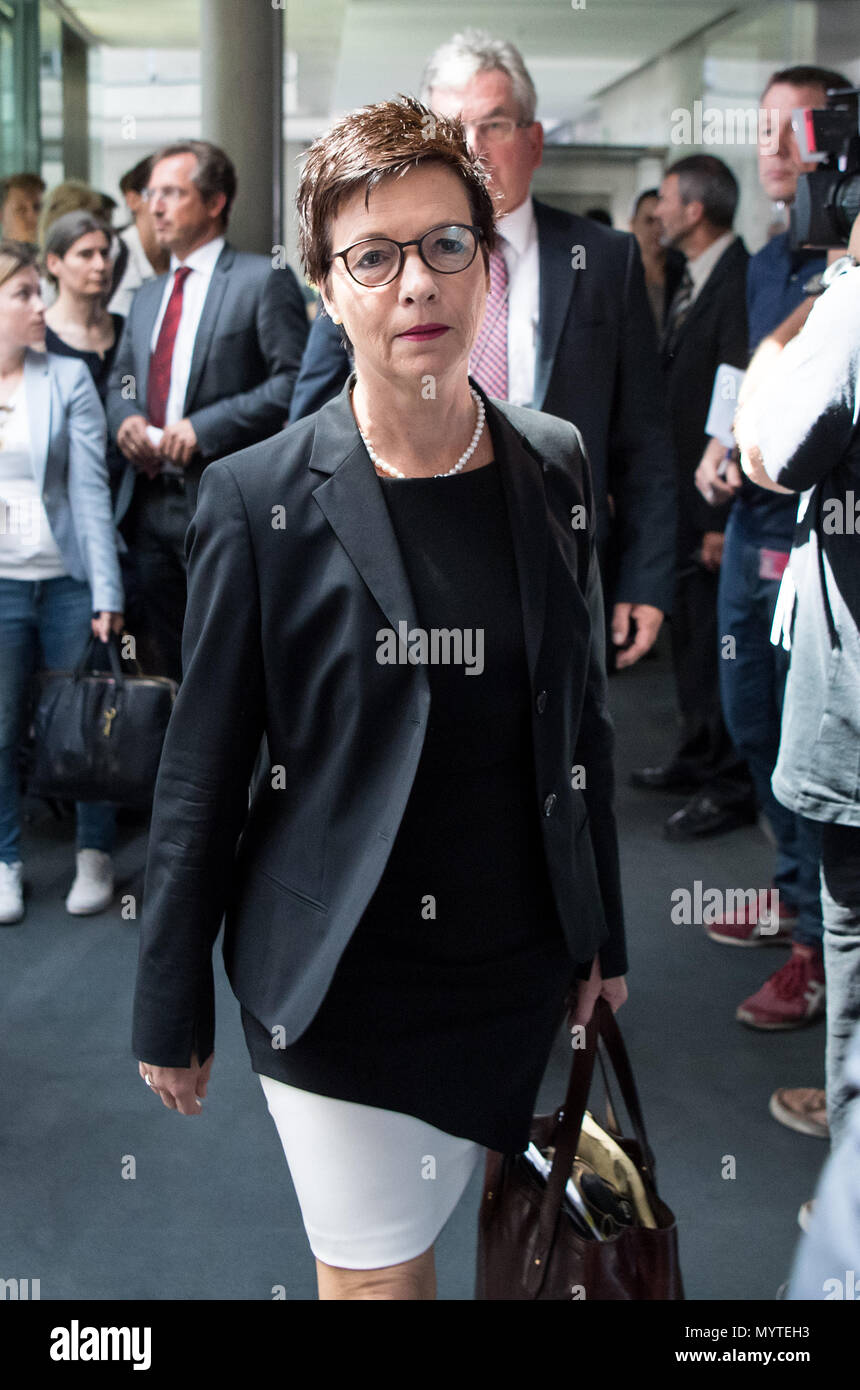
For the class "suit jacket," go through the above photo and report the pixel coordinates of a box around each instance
[20,349,123,612]
[289,200,676,612]
[659,248,687,332]
[132,378,627,1068]
[106,241,309,523]
[660,236,750,561]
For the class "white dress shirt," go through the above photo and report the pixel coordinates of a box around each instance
[495,197,540,408]
[108,222,159,317]
[685,230,736,304]
[148,236,225,473]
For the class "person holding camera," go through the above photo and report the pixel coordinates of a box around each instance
[0,241,123,926]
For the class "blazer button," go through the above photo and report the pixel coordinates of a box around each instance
[536,690,547,714]
[543,793,557,817]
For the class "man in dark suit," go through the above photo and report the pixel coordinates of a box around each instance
[632,155,756,837]
[628,187,686,335]
[106,139,308,681]
[289,32,676,667]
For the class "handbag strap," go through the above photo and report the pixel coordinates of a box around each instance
[528,1000,655,1292]
[530,1007,600,1282]
[593,999,657,1177]
[73,633,125,684]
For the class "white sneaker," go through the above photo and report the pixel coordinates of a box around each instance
[0,861,24,924]
[65,850,114,916]
[797,1198,815,1234]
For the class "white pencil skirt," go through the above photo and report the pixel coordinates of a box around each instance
[259,1074,485,1270]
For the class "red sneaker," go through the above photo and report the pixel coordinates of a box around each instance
[736,947,826,1030]
[706,888,796,946]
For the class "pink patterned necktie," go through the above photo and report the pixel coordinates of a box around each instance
[470,242,509,399]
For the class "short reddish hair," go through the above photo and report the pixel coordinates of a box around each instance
[297,94,496,289]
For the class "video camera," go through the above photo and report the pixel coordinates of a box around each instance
[790,86,860,249]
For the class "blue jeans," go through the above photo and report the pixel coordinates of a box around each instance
[717,506,823,947]
[0,575,116,863]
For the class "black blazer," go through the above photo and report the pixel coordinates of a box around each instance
[289,200,676,614]
[106,241,309,525]
[132,378,627,1068]
[660,236,750,560]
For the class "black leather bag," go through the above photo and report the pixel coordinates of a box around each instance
[27,635,177,807]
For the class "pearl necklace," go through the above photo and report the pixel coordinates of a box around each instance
[353,387,486,479]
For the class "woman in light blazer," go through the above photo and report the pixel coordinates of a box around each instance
[0,241,124,926]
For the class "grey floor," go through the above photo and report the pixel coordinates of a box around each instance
[0,637,828,1300]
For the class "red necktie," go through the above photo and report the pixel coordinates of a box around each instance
[470,243,509,399]
[147,265,192,428]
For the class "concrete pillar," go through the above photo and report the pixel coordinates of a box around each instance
[61,24,89,182]
[200,0,282,254]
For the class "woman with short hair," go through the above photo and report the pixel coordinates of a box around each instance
[133,97,628,1301]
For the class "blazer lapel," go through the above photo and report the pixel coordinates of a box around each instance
[23,350,52,494]
[666,237,746,353]
[133,276,167,415]
[183,243,234,413]
[484,389,549,683]
[533,199,578,411]
[309,379,549,685]
[310,377,424,641]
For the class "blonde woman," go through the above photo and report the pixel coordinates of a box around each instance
[0,242,123,925]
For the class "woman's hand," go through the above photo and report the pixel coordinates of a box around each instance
[91,611,124,643]
[569,955,628,1030]
[138,1052,214,1115]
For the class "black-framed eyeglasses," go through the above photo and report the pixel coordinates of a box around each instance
[332,223,483,287]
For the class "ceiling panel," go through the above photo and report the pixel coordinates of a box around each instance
[64,0,860,129]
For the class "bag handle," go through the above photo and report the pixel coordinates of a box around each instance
[527,999,655,1292]
[593,1000,657,1177]
[73,632,125,685]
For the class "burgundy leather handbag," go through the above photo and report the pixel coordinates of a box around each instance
[475,998,684,1300]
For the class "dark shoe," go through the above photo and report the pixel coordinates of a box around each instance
[664,793,758,840]
[630,763,700,793]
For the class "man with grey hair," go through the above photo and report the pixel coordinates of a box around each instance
[290,29,676,668]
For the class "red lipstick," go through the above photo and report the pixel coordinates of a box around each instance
[398,323,449,340]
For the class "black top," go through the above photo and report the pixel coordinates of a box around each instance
[45,315,125,495]
[242,459,573,1152]
[45,314,125,402]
